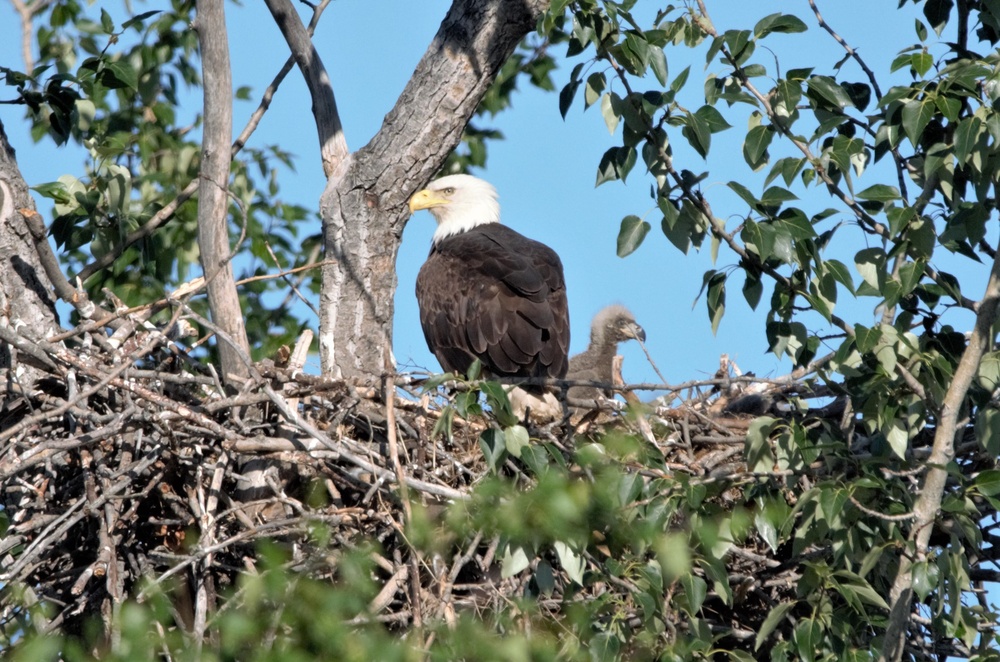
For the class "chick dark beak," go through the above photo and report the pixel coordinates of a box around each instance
[631,323,646,342]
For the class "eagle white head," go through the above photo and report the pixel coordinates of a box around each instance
[408,174,501,243]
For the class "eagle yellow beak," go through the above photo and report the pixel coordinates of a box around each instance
[408,189,450,214]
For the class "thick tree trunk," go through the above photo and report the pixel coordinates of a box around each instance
[0,120,60,394]
[318,0,549,380]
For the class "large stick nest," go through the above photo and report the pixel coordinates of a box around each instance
[0,316,991,658]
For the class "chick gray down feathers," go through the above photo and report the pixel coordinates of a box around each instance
[566,305,645,403]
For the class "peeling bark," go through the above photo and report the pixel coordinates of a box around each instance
[264,0,348,177]
[880,242,1000,661]
[318,0,549,380]
[0,120,60,393]
[194,0,251,383]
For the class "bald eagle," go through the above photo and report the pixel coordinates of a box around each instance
[566,305,645,403]
[409,174,570,395]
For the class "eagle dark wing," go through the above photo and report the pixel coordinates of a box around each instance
[416,224,569,384]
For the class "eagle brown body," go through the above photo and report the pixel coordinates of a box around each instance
[416,224,569,384]
[409,175,570,395]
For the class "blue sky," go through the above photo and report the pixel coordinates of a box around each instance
[0,1,990,396]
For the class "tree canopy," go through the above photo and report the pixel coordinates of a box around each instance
[1,0,1000,660]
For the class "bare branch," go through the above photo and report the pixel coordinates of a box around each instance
[8,0,50,73]
[77,1,335,284]
[881,233,1000,661]
[693,0,979,313]
[264,0,348,177]
[193,0,251,383]
[318,0,549,377]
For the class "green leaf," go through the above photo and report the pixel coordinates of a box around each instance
[466,359,482,381]
[775,209,814,239]
[554,541,586,585]
[479,429,507,472]
[559,80,580,119]
[661,199,708,253]
[901,98,934,147]
[671,65,691,93]
[853,324,880,354]
[480,381,518,427]
[754,507,779,552]
[806,75,853,110]
[706,270,726,334]
[616,215,651,257]
[100,8,115,33]
[774,78,803,116]
[600,92,620,134]
[679,574,707,616]
[745,417,777,474]
[741,219,771,260]
[978,351,1000,391]
[501,544,530,577]
[832,570,890,610]
[975,469,1000,496]
[842,82,872,112]
[856,184,901,203]
[954,116,983,166]
[756,601,795,651]
[121,10,162,31]
[886,206,916,236]
[886,419,909,459]
[705,36,724,68]
[683,110,712,158]
[978,408,1000,456]
[768,156,806,187]
[743,273,763,310]
[723,29,753,62]
[695,104,732,133]
[767,321,808,363]
[596,147,620,186]
[727,181,759,210]
[743,125,773,169]
[649,46,668,86]
[910,51,933,77]
[759,186,798,208]
[911,561,939,602]
[924,0,954,35]
[754,13,808,39]
[584,72,605,108]
[100,60,139,92]
[855,247,887,291]
[825,259,856,295]
[31,180,72,204]
[795,619,823,662]
[504,424,530,458]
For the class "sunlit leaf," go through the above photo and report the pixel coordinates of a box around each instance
[754,13,808,39]
[756,601,794,650]
[743,125,773,169]
[554,541,586,585]
[901,98,934,147]
[856,184,901,203]
[617,215,651,257]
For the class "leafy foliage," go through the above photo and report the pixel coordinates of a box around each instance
[3,1,316,358]
[5,0,1000,659]
[539,0,1000,657]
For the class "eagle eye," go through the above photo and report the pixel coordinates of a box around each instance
[442,187,455,195]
